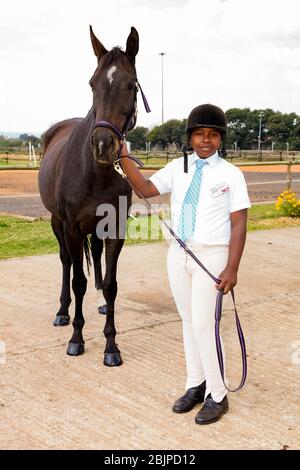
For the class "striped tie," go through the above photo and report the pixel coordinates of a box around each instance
[177,159,207,242]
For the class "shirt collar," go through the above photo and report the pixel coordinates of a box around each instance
[190,151,220,168]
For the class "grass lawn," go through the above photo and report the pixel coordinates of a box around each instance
[0,204,300,260]
[247,204,300,230]
[0,214,164,260]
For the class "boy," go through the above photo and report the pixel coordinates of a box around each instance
[120,104,251,424]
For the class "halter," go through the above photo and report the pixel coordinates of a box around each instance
[93,80,151,172]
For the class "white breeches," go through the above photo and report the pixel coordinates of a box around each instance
[167,242,229,402]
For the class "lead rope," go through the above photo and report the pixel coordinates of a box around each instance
[116,154,247,392]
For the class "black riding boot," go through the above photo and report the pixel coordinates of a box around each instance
[172,381,206,413]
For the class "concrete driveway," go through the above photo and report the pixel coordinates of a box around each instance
[0,228,300,450]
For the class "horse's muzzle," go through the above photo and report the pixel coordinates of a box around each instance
[90,129,119,164]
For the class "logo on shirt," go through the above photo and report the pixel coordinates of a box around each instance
[210,181,230,198]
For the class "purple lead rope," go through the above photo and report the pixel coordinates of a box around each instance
[214,289,247,392]
[118,157,247,392]
[137,81,151,113]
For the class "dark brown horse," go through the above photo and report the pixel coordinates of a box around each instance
[38,26,141,366]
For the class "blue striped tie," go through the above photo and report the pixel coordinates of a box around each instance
[177,159,207,241]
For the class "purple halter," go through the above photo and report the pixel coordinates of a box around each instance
[93,81,151,163]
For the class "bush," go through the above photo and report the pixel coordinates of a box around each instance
[275,190,300,217]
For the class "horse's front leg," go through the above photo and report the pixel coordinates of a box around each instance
[51,216,72,327]
[63,225,87,356]
[91,233,107,315]
[102,238,125,367]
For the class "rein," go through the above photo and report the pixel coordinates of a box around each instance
[92,79,247,392]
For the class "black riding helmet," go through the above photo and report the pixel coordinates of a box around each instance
[183,104,227,172]
[186,103,227,140]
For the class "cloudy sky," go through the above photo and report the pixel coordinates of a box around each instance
[0,0,300,134]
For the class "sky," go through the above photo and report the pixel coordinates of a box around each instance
[0,0,300,135]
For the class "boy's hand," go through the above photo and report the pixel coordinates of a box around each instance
[216,266,237,294]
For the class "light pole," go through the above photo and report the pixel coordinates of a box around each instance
[159,52,166,124]
[258,112,264,151]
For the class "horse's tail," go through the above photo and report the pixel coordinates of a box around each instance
[83,236,92,276]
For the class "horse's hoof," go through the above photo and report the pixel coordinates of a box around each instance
[53,315,70,327]
[103,352,123,367]
[67,342,85,356]
[98,304,108,315]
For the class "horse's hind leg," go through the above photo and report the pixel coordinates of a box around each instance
[64,225,87,356]
[90,233,107,315]
[51,215,72,327]
[102,238,125,367]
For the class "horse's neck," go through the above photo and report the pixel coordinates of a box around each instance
[70,109,94,166]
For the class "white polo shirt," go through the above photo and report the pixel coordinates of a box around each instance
[149,151,251,245]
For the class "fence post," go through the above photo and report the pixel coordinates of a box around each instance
[287,161,292,191]
[28,141,32,165]
[32,145,37,166]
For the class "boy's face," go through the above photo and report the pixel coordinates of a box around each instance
[190,127,222,158]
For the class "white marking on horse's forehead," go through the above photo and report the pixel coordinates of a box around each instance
[107,66,117,85]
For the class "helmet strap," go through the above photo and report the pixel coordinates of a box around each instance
[184,152,188,173]
[182,145,189,173]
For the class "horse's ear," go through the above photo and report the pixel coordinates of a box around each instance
[125,27,139,62]
[90,25,108,60]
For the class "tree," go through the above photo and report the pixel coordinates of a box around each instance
[0,135,23,148]
[127,127,148,150]
[19,133,40,145]
[147,125,168,150]
[266,112,298,149]
[147,119,187,150]
[161,119,186,150]
[289,118,300,150]
[225,108,300,150]
[225,108,254,149]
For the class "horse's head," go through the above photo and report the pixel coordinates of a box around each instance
[89,26,139,165]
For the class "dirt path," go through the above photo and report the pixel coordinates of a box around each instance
[1,167,300,219]
[0,228,300,450]
[0,166,300,195]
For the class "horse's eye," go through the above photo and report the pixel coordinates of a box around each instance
[128,82,135,91]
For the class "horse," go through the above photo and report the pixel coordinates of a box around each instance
[38,26,143,367]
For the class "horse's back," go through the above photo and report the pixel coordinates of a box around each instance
[38,118,82,214]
